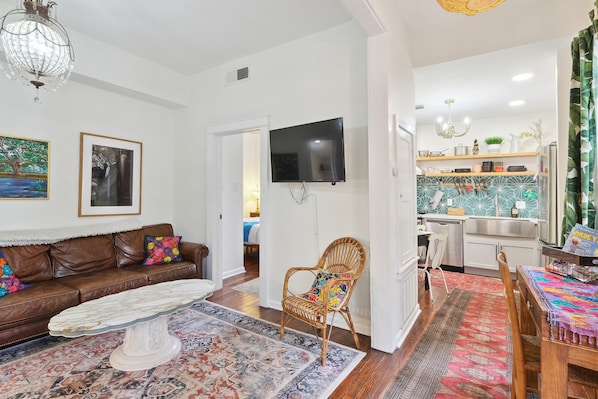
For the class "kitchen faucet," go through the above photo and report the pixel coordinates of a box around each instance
[494,189,500,217]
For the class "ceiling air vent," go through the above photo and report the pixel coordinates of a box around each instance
[226,66,250,85]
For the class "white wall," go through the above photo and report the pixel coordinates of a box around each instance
[0,68,177,230]
[173,21,370,330]
[221,134,245,278]
[360,0,418,352]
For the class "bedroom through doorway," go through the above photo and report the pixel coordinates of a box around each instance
[207,116,268,305]
[242,129,261,283]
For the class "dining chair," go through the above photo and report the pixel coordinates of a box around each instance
[418,232,449,302]
[497,251,598,399]
[280,237,366,366]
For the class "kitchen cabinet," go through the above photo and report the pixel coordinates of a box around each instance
[417,151,539,177]
[464,233,540,272]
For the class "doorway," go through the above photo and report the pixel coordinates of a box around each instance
[207,116,270,307]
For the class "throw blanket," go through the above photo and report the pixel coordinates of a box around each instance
[524,266,598,346]
[0,219,143,247]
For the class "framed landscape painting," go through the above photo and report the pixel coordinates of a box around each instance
[78,132,142,216]
[0,135,49,199]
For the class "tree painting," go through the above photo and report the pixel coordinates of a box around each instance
[0,135,49,199]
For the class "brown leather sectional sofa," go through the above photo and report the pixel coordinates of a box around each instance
[0,223,209,347]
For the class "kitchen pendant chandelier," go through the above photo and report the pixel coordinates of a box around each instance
[436,99,471,139]
[0,0,74,103]
[437,0,506,16]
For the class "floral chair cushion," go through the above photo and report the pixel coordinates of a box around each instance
[301,272,352,308]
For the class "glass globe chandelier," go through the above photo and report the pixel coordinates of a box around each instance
[436,0,506,16]
[0,0,74,103]
[435,99,471,139]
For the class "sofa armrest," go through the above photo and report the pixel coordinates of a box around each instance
[179,241,209,278]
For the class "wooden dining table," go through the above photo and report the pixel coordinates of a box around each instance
[516,265,598,399]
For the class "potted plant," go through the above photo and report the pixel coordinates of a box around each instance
[485,136,503,153]
[519,118,543,151]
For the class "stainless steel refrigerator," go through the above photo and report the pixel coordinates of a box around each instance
[537,142,558,246]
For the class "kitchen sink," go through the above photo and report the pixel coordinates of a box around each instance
[465,217,537,238]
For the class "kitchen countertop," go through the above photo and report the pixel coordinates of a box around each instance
[419,213,538,223]
[418,213,467,221]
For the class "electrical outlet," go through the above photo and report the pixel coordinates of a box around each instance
[447,198,453,206]
[516,201,526,209]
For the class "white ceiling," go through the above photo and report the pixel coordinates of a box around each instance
[397,0,595,125]
[0,0,595,125]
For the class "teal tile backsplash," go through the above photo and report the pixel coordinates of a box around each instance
[417,175,538,218]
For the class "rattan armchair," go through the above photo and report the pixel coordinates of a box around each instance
[280,237,366,366]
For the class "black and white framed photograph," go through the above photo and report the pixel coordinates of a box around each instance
[78,132,142,216]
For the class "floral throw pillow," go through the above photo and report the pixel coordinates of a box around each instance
[143,236,183,265]
[0,250,29,297]
[301,272,352,308]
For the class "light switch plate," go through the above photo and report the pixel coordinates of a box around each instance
[516,201,526,209]
[447,198,453,206]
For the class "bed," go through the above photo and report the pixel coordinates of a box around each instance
[243,217,260,254]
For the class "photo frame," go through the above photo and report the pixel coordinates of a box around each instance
[78,132,142,216]
[0,134,49,200]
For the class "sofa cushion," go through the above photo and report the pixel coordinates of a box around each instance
[143,235,183,265]
[115,223,174,268]
[0,280,79,326]
[51,234,116,278]
[124,261,197,284]
[58,269,147,302]
[0,245,52,283]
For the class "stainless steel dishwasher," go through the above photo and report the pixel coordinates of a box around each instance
[423,218,464,271]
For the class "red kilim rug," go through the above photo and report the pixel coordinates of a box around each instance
[425,269,505,296]
[385,284,511,398]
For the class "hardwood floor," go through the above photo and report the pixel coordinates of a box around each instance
[207,252,451,398]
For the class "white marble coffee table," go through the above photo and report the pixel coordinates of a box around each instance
[48,279,215,371]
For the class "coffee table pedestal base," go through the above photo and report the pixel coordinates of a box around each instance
[109,315,181,371]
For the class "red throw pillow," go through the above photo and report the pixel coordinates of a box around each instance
[143,235,183,265]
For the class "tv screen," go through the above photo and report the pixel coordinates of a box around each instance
[270,117,345,183]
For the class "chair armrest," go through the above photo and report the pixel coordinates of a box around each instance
[180,241,209,279]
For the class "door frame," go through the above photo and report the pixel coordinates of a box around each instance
[207,116,270,306]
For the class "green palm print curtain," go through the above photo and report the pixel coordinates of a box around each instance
[562,10,598,243]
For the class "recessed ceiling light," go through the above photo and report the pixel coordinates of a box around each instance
[512,72,534,82]
[509,100,526,107]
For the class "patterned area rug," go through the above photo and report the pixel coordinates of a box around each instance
[383,289,511,398]
[232,278,259,296]
[424,269,504,295]
[0,302,364,399]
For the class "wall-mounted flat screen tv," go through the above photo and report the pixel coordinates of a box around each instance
[269,117,345,183]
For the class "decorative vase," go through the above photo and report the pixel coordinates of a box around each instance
[487,144,501,153]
